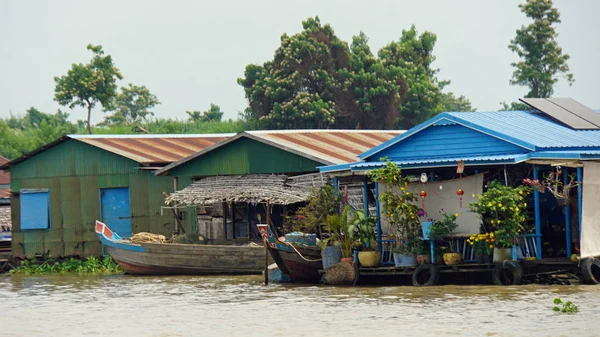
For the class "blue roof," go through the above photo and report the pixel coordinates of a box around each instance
[360,111,600,160]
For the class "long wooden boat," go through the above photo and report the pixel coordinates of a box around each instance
[257,224,322,283]
[95,220,266,275]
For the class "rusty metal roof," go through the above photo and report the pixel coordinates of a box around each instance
[71,134,234,165]
[0,134,235,169]
[246,130,403,164]
[0,156,9,184]
[156,129,404,175]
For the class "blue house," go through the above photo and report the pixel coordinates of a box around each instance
[321,101,600,263]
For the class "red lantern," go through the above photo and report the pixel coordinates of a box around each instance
[420,190,427,208]
[457,188,464,208]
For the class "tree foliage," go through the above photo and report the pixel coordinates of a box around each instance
[239,17,473,130]
[508,0,574,98]
[186,104,224,123]
[101,84,160,126]
[54,44,123,134]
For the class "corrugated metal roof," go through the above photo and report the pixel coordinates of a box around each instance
[72,134,233,165]
[155,129,404,175]
[350,154,529,170]
[361,110,600,160]
[0,188,10,199]
[0,134,236,169]
[246,130,403,165]
[446,111,600,149]
[0,156,9,184]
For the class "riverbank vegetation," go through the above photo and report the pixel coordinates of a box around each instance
[9,256,123,275]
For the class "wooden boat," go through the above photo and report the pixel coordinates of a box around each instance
[95,220,266,275]
[257,224,322,283]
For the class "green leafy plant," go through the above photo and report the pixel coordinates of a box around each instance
[323,205,356,258]
[469,180,532,248]
[351,210,377,251]
[10,256,123,274]
[467,233,494,255]
[429,212,459,252]
[553,298,578,314]
[284,185,342,237]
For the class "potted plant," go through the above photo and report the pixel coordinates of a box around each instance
[491,229,513,262]
[523,169,579,207]
[429,212,461,265]
[416,242,431,265]
[368,161,423,268]
[392,234,422,267]
[467,232,494,264]
[469,180,532,262]
[324,205,355,263]
[352,210,380,267]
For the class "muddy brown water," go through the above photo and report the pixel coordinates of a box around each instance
[1,274,599,337]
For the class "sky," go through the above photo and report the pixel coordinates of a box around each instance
[1,0,599,125]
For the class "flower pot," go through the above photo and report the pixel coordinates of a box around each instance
[358,251,381,267]
[321,246,342,269]
[393,253,416,267]
[340,257,354,263]
[443,252,461,265]
[417,254,430,265]
[475,254,484,264]
[556,198,569,207]
[421,222,433,240]
[493,247,512,263]
[483,254,492,264]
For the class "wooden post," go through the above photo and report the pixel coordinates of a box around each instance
[264,244,269,285]
[264,199,271,285]
[533,166,542,260]
[266,200,271,226]
[564,168,571,257]
[222,201,228,240]
[231,201,236,240]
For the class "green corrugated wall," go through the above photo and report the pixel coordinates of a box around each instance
[169,137,323,177]
[9,139,185,259]
[168,137,324,233]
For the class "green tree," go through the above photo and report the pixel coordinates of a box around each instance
[238,17,348,129]
[186,104,224,123]
[239,19,471,130]
[508,0,574,98]
[102,84,160,126]
[440,92,475,112]
[54,44,123,134]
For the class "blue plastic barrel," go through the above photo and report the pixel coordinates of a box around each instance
[321,246,342,269]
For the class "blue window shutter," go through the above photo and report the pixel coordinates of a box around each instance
[21,190,50,230]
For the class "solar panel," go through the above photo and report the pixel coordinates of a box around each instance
[547,98,600,128]
[519,98,599,130]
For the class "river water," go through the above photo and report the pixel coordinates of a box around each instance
[1,274,599,337]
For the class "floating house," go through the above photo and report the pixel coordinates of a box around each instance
[0,134,233,259]
[157,130,402,241]
[321,98,600,270]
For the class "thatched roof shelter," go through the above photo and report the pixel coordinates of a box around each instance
[165,173,327,206]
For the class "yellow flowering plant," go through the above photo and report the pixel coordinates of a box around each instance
[467,232,494,255]
[469,180,532,248]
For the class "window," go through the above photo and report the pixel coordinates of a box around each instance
[20,189,50,230]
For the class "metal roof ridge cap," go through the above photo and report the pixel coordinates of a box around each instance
[358,113,452,160]
[69,133,236,139]
[246,129,405,134]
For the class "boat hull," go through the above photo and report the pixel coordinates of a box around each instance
[96,220,268,276]
[257,224,322,283]
[107,243,267,275]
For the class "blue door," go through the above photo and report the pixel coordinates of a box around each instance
[100,188,132,238]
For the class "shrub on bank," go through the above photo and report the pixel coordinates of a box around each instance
[9,256,123,274]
